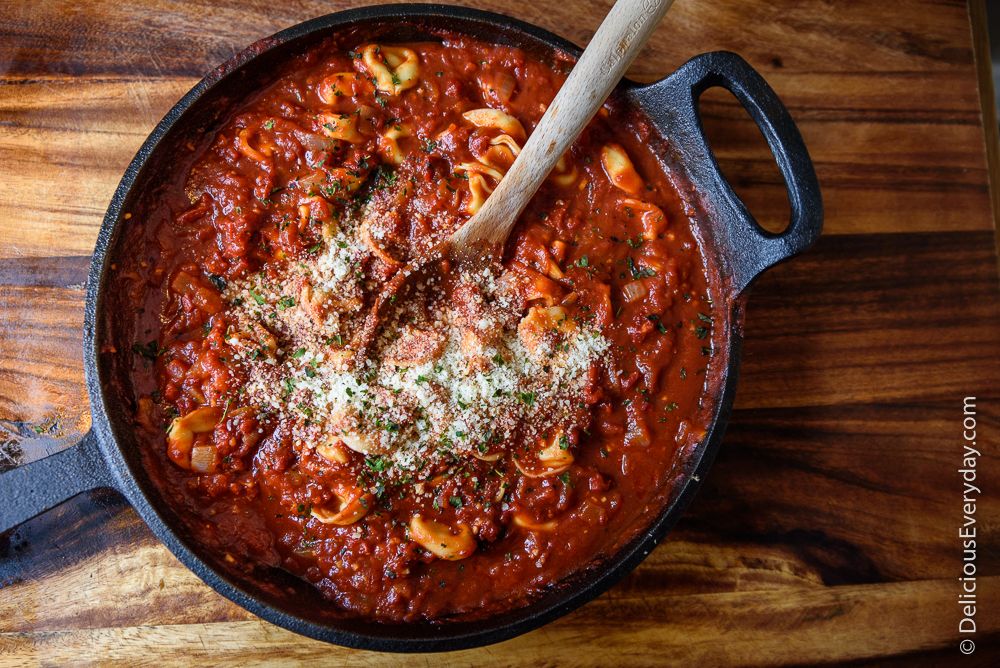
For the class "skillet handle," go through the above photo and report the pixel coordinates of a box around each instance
[0,429,114,534]
[630,51,823,297]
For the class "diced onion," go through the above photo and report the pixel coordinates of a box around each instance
[293,131,327,153]
[357,104,377,126]
[495,73,516,103]
[628,426,651,448]
[190,445,215,473]
[621,280,648,304]
[293,169,327,193]
[479,72,517,105]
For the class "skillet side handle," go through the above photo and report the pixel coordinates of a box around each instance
[631,51,823,296]
[0,430,113,534]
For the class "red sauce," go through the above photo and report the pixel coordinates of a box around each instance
[124,32,716,622]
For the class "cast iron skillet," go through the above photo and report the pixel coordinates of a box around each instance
[0,3,822,652]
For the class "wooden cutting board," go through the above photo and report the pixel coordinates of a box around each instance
[1,0,998,665]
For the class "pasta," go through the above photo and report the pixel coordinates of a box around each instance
[318,112,365,143]
[461,108,527,141]
[311,485,373,525]
[409,515,477,560]
[621,198,669,240]
[512,513,558,532]
[237,127,272,163]
[362,44,420,96]
[166,406,221,472]
[455,161,506,214]
[315,439,350,464]
[378,124,411,165]
[514,431,574,477]
[317,72,368,104]
[550,153,579,187]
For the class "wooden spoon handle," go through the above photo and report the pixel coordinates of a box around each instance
[451,0,674,251]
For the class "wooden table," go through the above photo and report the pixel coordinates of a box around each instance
[2,0,998,665]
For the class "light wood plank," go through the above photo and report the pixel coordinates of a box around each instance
[1,578,995,667]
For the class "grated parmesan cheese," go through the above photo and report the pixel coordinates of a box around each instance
[222,219,609,481]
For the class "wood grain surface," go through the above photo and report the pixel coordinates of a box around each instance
[1,0,999,665]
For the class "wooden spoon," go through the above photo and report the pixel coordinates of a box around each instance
[450,0,675,257]
[352,0,674,361]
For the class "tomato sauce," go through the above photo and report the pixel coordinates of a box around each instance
[123,32,716,622]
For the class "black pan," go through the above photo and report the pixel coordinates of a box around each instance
[0,3,822,652]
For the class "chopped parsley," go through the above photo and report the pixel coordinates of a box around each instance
[627,256,656,279]
[646,314,669,334]
[206,274,227,291]
[365,456,391,473]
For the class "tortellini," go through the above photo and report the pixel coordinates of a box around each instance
[462,108,526,141]
[310,484,373,526]
[237,127,273,163]
[457,108,530,213]
[513,429,575,478]
[378,123,411,165]
[362,44,420,96]
[317,72,368,104]
[550,153,579,187]
[621,198,668,240]
[167,406,222,472]
[318,112,365,143]
[455,161,506,215]
[517,305,576,354]
[409,515,476,560]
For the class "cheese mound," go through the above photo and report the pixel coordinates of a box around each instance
[224,226,608,479]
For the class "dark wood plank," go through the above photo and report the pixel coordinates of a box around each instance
[970,0,1000,249]
[738,230,1000,409]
